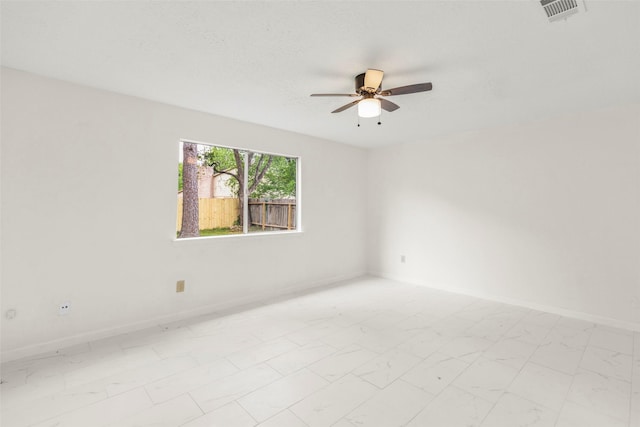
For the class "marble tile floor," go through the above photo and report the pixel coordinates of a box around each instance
[1,277,638,427]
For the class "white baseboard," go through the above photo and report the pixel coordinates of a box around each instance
[5,270,635,362]
[1,272,365,363]
[370,271,640,333]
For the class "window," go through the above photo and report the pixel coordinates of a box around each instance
[176,140,299,238]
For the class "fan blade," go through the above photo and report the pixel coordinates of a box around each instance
[379,98,400,112]
[331,100,360,113]
[379,82,432,96]
[364,69,384,91]
[311,93,359,97]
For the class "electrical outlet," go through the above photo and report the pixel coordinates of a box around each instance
[59,302,71,316]
[5,309,17,320]
[400,255,406,263]
[176,280,185,293]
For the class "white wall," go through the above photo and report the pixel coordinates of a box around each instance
[368,104,640,330]
[0,68,367,360]
[2,68,639,362]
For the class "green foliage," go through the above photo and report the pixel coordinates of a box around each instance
[176,227,242,237]
[203,146,241,195]
[204,146,237,171]
[202,146,297,200]
[177,163,183,192]
[251,156,296,199]
[199,227,242,236]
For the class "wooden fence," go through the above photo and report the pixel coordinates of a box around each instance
[176,198,239,231]
[177,197,297,232]
[249,199,297,231]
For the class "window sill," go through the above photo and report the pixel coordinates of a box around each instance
[172,229,304,242]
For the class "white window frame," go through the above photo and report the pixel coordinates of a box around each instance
[175,138,302,240]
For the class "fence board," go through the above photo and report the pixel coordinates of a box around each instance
[248,199,297,230]
[176,198,239,231]
[177,198,297,232]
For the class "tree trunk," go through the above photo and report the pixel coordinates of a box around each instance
[233,150,246,228]
[179,142,199,238]
[230,150,273,230]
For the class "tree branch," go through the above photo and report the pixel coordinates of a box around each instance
[208,159,239,181]
[213,169,239,181]
[248,155,273,195]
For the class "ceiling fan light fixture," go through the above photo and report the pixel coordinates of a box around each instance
[310,69,432,119]
[358,98,381,118]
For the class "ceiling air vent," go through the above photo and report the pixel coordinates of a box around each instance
[540,0,582,22]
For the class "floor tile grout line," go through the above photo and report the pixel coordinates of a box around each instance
[474,313,561,426]
[629,333,639,427]
[552,321,597,427]
[229,398,260,426]
[4,280,638,427]
[262,408,311,427]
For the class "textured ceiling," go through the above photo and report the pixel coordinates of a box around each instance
[2,1,639,148]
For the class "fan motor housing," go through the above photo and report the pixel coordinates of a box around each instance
[355,73,377,94]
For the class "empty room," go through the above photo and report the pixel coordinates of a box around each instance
[1,1,638,426]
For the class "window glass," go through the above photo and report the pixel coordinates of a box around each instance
[177,141,298,238]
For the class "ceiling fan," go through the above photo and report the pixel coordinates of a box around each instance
[311,69,433,119]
